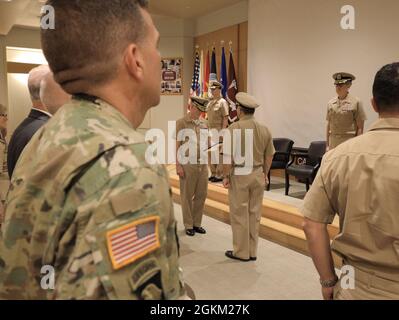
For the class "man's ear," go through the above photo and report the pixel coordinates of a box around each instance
[371,97,379,113]
[124,44,144,81]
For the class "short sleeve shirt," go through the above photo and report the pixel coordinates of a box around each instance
[176,114,207,163]
[207,98,229,130]
[227,114,275,168]
[326,94,367,134]
[301,118,399,281]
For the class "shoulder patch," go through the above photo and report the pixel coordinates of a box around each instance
[106,216,160,270]
[129,258,161,291]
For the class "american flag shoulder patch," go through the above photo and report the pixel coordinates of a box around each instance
[106,216,161,270]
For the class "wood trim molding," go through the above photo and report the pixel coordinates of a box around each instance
[7,62,40,74]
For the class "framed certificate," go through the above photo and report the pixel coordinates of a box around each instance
[161,58,183,95]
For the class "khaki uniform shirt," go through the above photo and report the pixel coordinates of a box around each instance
[327,94,367,134]
[207,97,229,130]
[302,118,399,281]
[227,114,275,169]
[0,97,183,300]
[176,114,208,164]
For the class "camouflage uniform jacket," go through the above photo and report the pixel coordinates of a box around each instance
[0,97,183,300]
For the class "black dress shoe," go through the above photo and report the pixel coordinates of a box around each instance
[186,229,195,236]
[225,250,250,262]
[212,177,223,183]
[208,176,216,182]
[250,257,257,261]
[193,226,206,234]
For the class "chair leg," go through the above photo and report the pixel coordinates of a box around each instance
[266,171,271,191]
[306,179,310,192]
[285,172,290,196]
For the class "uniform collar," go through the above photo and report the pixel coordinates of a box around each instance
[31,108,52,118]
[239,114,254,121]
[211,96,222,102]
[369,117,399,131]
[184,113,200,125]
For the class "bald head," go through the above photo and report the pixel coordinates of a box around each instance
[40,72,71,115]
[28,65,50,108]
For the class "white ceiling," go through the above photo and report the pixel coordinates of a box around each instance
[0,0,245,35]
[149,0,244,19]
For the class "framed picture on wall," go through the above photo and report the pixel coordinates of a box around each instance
[161,58,183,95]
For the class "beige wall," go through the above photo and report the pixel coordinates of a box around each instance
[0,36,8,111]
[248,0,399,147]
[0,27,42,138]
[6,26,41,49]
[7,73,31,136]
[146,15,195,146]
[195,0,248,36]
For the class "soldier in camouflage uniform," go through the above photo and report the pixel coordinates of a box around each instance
[0,0,184,300]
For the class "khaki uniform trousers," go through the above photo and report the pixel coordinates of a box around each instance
[329,133,356,149]
[208,139,223,178]
[334,266,399,300]
[229,167,265,260]
[209,153,223,178]
[179,164,208,229]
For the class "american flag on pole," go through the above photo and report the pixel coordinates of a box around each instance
[191,50,201,96]
[107,217,160,270]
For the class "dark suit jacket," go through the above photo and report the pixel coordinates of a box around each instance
[7,109,51,178]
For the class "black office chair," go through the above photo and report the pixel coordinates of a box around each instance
[285,141,326,196]
[267,138,294,191]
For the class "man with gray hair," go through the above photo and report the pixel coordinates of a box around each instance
[7,65,51,177]
[40,72,71,116]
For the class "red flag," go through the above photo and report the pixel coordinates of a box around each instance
[227,49,238,123]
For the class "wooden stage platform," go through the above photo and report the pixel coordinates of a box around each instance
[166,166,341,265]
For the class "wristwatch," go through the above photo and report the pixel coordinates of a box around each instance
[320,276,339,288]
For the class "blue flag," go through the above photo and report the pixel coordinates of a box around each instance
[220,47,228,98]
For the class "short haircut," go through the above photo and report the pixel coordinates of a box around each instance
[373,62,399,112]
[28,65,50,101]
[41,0,149,94]
[40,72,70,115]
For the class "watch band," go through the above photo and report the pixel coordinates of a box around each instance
[320,276,339,288]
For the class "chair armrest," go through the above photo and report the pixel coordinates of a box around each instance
[286,158,295,169]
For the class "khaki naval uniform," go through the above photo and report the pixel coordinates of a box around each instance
[327,94,367,148]
[227,93,275,260]
[207,92,229,178]
[176,98,209,230]
[302,118,399,299]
